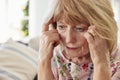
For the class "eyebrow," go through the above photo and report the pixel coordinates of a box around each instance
[57,21,90,27]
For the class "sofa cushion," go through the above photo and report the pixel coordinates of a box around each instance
[0,39,38,80]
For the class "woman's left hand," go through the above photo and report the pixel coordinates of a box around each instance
[84,25,110,65]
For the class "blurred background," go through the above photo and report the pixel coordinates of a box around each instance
[0,0,120,43]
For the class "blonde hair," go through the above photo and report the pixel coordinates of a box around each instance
[53,0,118,52]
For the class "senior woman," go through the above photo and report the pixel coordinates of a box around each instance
[38,0,120,80]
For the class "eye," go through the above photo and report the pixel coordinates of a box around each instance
[57,25,66,30]
[75,27,85,32]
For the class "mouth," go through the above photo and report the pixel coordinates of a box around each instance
[66,46,79,50]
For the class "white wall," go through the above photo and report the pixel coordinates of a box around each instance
[29,0,49,38]
[0,0,8,43]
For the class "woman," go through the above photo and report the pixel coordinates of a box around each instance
[38,0,120,80]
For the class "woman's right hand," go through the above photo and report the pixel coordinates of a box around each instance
[39,18,60,62]
[38,18,59,80]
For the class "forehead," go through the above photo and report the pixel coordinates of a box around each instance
[54,12,90,26]
[57,20,90,27]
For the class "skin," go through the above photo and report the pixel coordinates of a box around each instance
[38,18,111,80]
[57,21,91,65]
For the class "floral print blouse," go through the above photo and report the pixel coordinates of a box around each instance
[51,46,120,80]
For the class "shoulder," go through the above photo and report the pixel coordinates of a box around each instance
[111,44,120,79]
[51,45,66,74]
[110,44,120,70]
[115,44,120,60]
[52,45,64,64]
[53,45,63,58]
[111,44,120,61]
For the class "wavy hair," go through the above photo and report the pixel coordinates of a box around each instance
[53,0,118,52]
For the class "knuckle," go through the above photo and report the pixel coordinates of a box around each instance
[45,36,50,41]
[87,34,93,41]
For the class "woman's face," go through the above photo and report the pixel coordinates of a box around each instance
[57,21,90,58]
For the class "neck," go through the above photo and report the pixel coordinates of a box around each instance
[63,51,92,65]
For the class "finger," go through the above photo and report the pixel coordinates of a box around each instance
[87,29,95,39]
[84,32,94,45]
[49,31,60,40]
[88,25,98,39]
[42,17,54,32]
[42,24,49,32]
[42,29,60,44]
[52,36,60,47]
[49,23,56,30]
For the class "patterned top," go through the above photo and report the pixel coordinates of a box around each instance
[51,46,120,80]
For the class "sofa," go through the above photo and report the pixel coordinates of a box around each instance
[0,39,39,80]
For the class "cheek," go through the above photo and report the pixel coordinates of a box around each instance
[81,37,88,46]
[77,34,87,43]
[77,36,89,50]
[82,39,89,51]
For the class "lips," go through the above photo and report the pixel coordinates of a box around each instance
[66,46,79,50]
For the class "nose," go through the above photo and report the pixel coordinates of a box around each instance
[66,29,76,43]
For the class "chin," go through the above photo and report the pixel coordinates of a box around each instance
[65,50,89,58]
